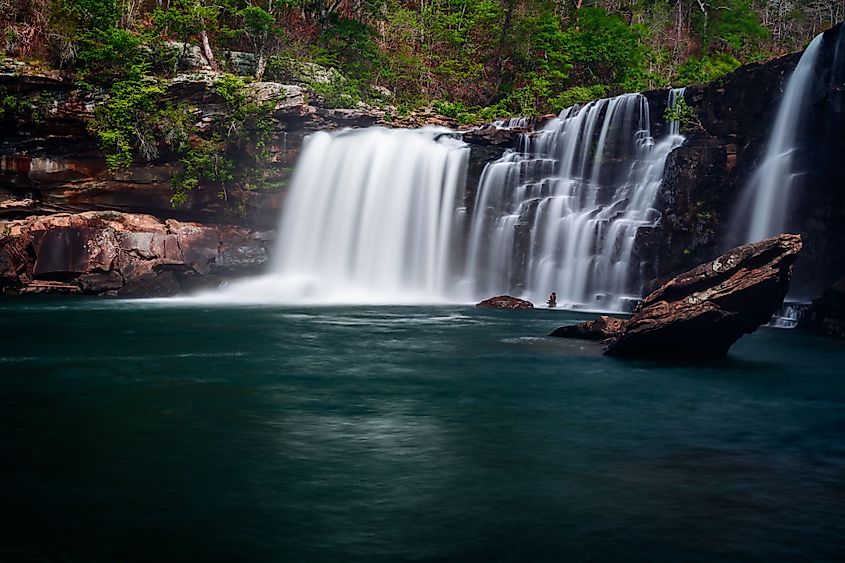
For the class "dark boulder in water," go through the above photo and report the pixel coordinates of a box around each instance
[550,316,626,341]
[476,295,534,309]
[605,234,803,358]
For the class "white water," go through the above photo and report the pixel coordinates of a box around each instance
[767,302,806,329]
[492,116,532,129]
[208,92,684,308]
[737,34,824,243]
[462,92,685,311]
[210,127,469,304]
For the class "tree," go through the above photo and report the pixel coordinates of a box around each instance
[154,0,221,70]
[239,1,285,79]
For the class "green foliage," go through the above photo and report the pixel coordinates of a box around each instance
[88,77,165,169]
[152,0,219,41]
[676,52,741,85]
[0,87,52,122]
[664,96,704,133]
[309,76,362,108]
[171,137,234,207]
[564,7,649,92]
[551,85,609,114]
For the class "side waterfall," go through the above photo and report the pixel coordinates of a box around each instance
[463,92,685,310]
[735,34,824,243]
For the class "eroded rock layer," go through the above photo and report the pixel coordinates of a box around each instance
[0,212,271,296]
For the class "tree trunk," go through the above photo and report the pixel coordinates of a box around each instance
[200,29,218,71]
[487,0,517,104]
[255,50,267,81]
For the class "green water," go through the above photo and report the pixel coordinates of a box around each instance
[1,300,843,562]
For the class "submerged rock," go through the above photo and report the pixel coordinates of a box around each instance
[606,234,803,358]
[549,316,625,341]
[476,295,534,309]
[0,211,270,297]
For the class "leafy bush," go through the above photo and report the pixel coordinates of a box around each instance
[676,52,741,85]
[88,77,165,169]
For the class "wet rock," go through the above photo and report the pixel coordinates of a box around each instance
[31,226,118,276]
[78,270,124,293]
[606,234,803,359]
[550,316,626,341]
[476,295,534,309]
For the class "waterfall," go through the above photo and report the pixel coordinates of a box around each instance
[735,34,824,243]
[767,302,806,329]
[217,127,469,304]
[463,92,685,311]
[668,87,686,136]
[493,116,531,129]
[212,93,684,308]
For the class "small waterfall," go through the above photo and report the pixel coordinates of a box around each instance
[492,117,531,129]
[668,87,687,136]
[767,302,806,329]
[218,127,469,304]
[463,92,685,311]
[735,34,824,243]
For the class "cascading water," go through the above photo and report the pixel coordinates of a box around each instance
[734,34,824,243]
[214,127,469,304]
[462,91,685,311]
[209,92,684,308]
[493,116,532,129]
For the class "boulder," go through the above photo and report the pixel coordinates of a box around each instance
[550,316,625,341]
[0,211,271,297]
[605,234,802,358]
[476,295,534,309]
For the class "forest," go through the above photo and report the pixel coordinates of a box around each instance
[2,1,843,121]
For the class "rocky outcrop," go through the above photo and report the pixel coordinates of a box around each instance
[0,211,271,296]
[607,234,802,358]
[553,235,802,358]
[636,23,845,300]
[549,315,625,341]
[0,61,514,231]
[476,295,534,309]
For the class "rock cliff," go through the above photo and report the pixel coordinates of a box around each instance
[635,23,845,300]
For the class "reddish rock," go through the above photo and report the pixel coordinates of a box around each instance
[476,295,534,309]
[0,211,269,296]
[550,316,626,341]
[605,234,803,358]
[31,226,118,276]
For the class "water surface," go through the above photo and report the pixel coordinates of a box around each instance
[1,300,843,562]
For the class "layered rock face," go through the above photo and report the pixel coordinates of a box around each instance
[0,66,381,229]
[0,60,516,232]
[0,212,270,296]
[552,235,803,358]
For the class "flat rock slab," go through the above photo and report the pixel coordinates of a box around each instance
[476,295,534,309]
[550,316,626,341]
